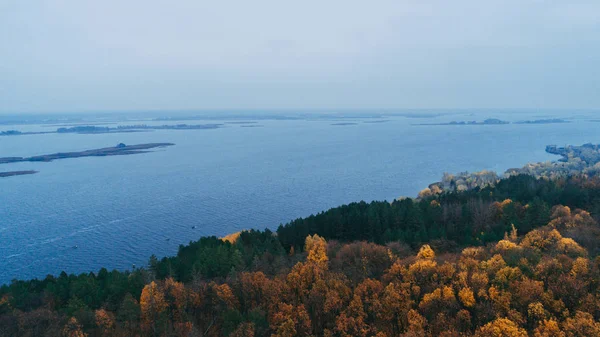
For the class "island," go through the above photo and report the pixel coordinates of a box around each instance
[331,122,358,126]
[1,130,23,136]
[57,124,222,133]
[414,118,575,126]
[0,170,38,178]
[0,124,222,136]
[224,121,259,125]
[514,118,570,124]
[415,118,509,126]
[0,143,174,165]
[1,130,52,136]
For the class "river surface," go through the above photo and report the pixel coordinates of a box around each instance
[1,110,599,283]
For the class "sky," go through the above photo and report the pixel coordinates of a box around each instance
[1,0,599,113]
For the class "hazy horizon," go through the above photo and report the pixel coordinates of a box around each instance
[2,1,599,113]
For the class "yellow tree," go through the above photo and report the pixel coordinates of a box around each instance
[458,287,475,308]
[474,318,527,337]
[163,277,188,323]
[378,282,413,336]
[417,245,435,260]
[305,234,329,268]
[533,320,565,337]
[140,281,168,336]
[270,303,312,337]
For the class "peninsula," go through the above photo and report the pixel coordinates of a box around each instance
[0,143,174,165]
[0,170,38,178]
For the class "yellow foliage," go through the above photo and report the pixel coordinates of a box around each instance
[410,259,437,273]
[528,302,548,322]
[419,286,456,314]
[501,199,514,208]
[418,187,433,199]
[496,240,518,253]
[442,286,455,302]
[474,317,527,337]
[459,287,476,308]
[417,245,435,260]
[481,254,507,275]
[533,319,565,337]
[215,283,239,309]
[494,267,523,286]
[557,238,587,258]
[406,259,438,284]
[570,257,589,278]
[521,229,562,251]
[140,281,168,327]
[305,234,328,267]
[221,231,242,243]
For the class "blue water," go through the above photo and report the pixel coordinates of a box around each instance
[1,111,599,283]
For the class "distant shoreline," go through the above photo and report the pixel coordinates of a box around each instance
[414,118,570,126]
[0,124,221,137]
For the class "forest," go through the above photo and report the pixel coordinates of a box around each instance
[4,169,600,335]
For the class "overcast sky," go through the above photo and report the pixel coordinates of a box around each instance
[1,0,599,113]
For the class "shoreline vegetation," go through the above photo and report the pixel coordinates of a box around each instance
[415,118,570,126]
[415,143,600,197]
[4,143,600,336]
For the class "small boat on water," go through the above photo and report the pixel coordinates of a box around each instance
[191,226,196,229]
[72,245,78,249]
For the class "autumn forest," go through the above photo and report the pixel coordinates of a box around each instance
[4,169,600,336]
